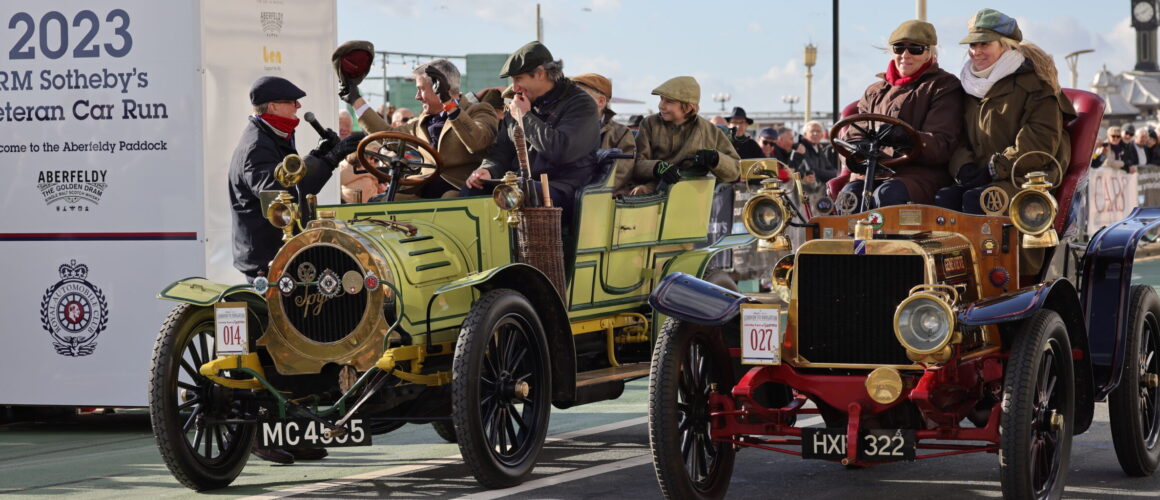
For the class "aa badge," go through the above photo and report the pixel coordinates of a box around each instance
[40,260,108,357]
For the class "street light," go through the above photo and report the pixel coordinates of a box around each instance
[712,93,732,113]
[804,43,818,123]
[1065,49,1095,89]
[782,95,800,114]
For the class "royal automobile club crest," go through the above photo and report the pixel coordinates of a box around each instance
[40,260,108,357]
[36,169,108,212]
[260,11,283,37]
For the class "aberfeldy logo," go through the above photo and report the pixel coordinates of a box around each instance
[37,169,108,212]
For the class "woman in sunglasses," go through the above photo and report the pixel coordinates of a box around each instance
[935,8,1075,214]
[1093,126,1127,171]
[838,19,964,208]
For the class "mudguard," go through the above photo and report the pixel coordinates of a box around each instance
[957,282,1054,325]
[651,233,755,335]
[1082,206,1160,399]
[648,272,753,326]
[157,277,263,306]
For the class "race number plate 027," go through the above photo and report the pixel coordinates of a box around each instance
[740,303,780,365]
[801,428,915,461]
[260,418,370,448]
[214,302,248,356]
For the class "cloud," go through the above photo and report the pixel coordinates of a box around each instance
[749,22,763,33]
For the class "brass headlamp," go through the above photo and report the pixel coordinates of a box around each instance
[274,154,306,187]
[492,171,524,227]
[742,178,791,252]
[1009,171,1059,249]
[894,284,959,362]
[266,191,299,241]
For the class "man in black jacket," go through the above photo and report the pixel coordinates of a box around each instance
[228,76,356,282]
[463,41,600,226]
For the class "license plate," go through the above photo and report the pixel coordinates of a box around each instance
[259,418,371,448]
[801,428,915,461]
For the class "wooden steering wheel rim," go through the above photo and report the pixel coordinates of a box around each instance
[829,113,923,168]
[356,131,446,187]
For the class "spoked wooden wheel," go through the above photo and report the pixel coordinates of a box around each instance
[452,289,551,488]
[1110,285,1160,476]
[648,318,735,500]
[148,304,253,491]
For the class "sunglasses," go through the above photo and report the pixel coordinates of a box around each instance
[891,44,928,56]
[759,140,777,146]
[1110,135,1122,138]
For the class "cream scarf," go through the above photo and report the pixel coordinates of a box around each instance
[960,49,1026,98]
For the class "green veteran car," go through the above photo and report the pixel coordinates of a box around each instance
[147,131,761,491]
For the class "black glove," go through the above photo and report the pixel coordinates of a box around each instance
[692,149,719,169]
[880,124,912,149]
[425,66,452,103]
[955,162,992,189]
[654,161,681,184]
[339,80,361,106]
[314,132,365,169]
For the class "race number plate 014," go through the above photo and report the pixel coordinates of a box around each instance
[801,428,915,461]
[740,303,780,365]
[214,302,248,356]
[260,418,370,448]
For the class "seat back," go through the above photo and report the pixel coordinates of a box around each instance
[825,100,863,199]
[1055,89,1105,234]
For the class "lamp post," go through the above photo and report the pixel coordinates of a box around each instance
[804,43,817,123]
[712,92,732,113]
[782,95,800,114]
[1064,49,1095,89]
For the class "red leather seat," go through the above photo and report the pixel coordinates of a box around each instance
[825,101,862,199]
[824,89,1106,232]
[1054,89,1104,233]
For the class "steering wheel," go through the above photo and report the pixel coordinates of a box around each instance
[356,131,446,193]
[828,113,923,172]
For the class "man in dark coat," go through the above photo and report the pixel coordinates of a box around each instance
[725,106,764,159]
[229,76,356,282]
[464,41,600,225]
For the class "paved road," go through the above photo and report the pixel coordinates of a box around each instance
[2,258,1159,499]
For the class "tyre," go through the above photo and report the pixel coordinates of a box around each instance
[148,304,253,491]
[452,289,552,488]
[1109,284,1160,476]
[432,420,458,443]
[648,318,735,500]
[999,309,1074,500]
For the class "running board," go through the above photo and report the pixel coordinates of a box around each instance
[575,363,650,387]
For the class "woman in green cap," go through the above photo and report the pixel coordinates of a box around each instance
[935,8,1075,214]
[837,19,964,208]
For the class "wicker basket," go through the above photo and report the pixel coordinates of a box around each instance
[515,207,567,301]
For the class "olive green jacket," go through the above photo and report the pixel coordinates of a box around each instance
[949,64,1076,196]
[600,112,636,192]
[631,114,740,192]
[358,96,499,190]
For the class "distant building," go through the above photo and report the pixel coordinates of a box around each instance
[1086,0,1160,124]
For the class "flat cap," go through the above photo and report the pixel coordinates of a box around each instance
[499,41,554,78]
[572,73,612,98]
[959,8,1022,44]
[757,127,778,140]
[332,40,375,86]
[888,20,937,47]
[476,88,505,112]
[250,76,305,105]
[651,76,700,105]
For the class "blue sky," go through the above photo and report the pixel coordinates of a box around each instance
[338,1,1135,120]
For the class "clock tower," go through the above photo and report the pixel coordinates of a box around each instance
[1134,0,1159,71]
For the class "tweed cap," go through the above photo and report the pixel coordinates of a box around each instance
[249,76,305,105]
[651,76,700,105]
[960,8,1022,44]
[332,40,375,85]
[572,73,612,98]
[888,20,937,46]
[499,41,554,78]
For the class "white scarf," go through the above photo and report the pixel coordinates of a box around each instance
[960,49,1026,98]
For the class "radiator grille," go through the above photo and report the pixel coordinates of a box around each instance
[282,245,367,343]
[795,253,924,365]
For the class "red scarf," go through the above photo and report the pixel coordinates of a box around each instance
[885,59,933,87]
[260,114,300,136]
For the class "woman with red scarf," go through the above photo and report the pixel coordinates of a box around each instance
[838,19,964,208]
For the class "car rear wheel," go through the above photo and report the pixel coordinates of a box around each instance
[431,420,457,443]
[648,318,735,500]
[999,309,1073,500]
[148,304,253,491]
[452,289,551,488]
[1110,284,1160,476]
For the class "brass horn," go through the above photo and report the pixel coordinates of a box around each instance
[274,154,306,187]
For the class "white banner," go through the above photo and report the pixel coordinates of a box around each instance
[0,0,336,406]
[1088,167,1139,232]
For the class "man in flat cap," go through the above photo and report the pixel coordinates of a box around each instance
[229,76,358,285]
[572,73,636,194]
[463,41,600,226]
[338,52,499,198]
[629,76,740,195]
